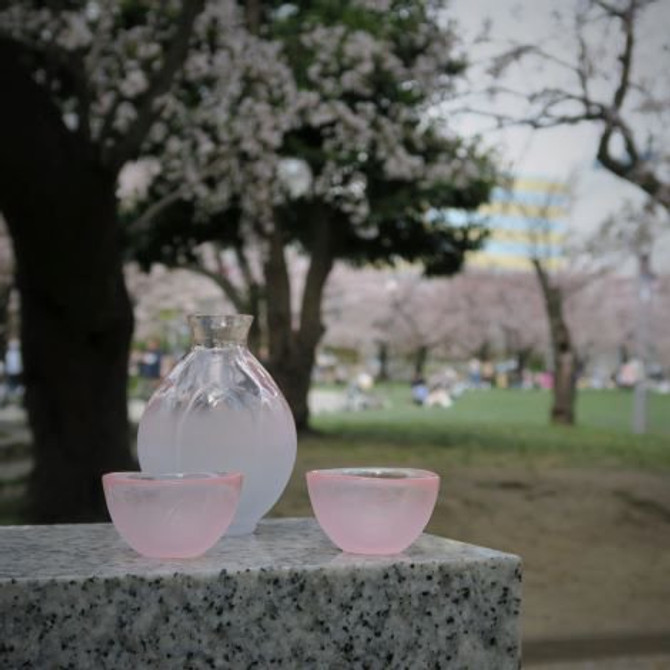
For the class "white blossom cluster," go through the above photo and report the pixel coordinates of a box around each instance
[0,1,189,139]
[144,2,308,227]
[0,0,482,231]
[285,7,468,224]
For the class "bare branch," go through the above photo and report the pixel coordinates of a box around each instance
[459,0,670,210]
[182,261,247,313]
[611,0,636,111]
[130,189,185,235]
[234,244,261,295]
[129,164,219,234]
[593,0,628,20]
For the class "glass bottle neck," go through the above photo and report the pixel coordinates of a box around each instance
[188,315,253,348]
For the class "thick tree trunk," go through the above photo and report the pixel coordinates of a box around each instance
[20,250,134,522]
[265,216,334,430]
[552,349,577,425]
[271,349,316,432]
[0,43,134,521]
[0,283,11,364]
[532,260,576,426]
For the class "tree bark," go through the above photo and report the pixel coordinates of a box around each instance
[376,341,390,382]
[265,215,334,430]
[552,349,577,425]
[532,260,576,426]
[0,283,12,365]
[0,42,134,521]
[414,345,429,379]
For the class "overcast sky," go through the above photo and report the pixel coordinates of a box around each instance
[447,0,670,262]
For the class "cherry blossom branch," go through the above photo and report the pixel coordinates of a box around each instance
[129,164,220,235]
[130,189,185,235]
[103,0,204,173]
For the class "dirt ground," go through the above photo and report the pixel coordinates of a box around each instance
[431,465,670,664]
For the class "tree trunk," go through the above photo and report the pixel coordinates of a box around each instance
[0,42,134,521]
[265,216,334,430]
[532,260,576,426]
[552,349,576,425]
[0,283,11,365]
[414,345,429,379]
[376,340,390,382]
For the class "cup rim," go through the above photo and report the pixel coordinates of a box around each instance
[103,472,243,486]
[307,467,439,482]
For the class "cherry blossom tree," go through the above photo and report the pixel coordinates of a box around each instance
[367,271,547,378]
[0,0,498,518]
[319,265,549,380]
[128,1,499,429]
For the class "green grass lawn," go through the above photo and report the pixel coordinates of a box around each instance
[271,387,670,525]
[1,387,668,526]
[309,387,670,469]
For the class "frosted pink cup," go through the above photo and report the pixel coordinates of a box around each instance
[102,472,242,558]
[306,467,440,555]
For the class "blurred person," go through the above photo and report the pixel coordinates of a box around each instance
[617,359,640,389]
[138,339,164,398]
[139,339,163,382]
[537,371,553,390]
[356,371,374,392]
[481,360,495,387]
[468,357,481,387]
[5,338,22,399]
[521,369,535,390]
[411,375,429,405]
[425,385,453,408]
[495,362,509,389]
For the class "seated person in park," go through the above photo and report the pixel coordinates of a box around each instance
[411,375,429,405]
[425,385,453,408]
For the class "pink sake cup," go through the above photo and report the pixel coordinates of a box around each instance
[306,467,440,555]
[102,471,243,558]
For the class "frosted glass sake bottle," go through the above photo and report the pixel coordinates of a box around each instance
[137,315,297,535]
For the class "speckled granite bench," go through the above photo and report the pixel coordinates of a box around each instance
[0,518,521,668]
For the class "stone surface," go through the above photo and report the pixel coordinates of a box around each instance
[0,518,521,669]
